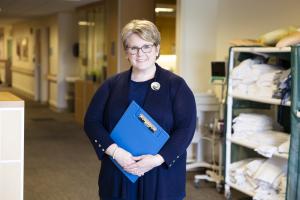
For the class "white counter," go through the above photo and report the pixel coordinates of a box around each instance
[0,92,24,200]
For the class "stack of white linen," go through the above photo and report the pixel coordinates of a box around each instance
[253,131,290,158]
[232,113,273,137]
[232,113,290,157]
[253,157,287,200]
[232,58,283,98]
[229,157,287,200]
[278,138,290,153]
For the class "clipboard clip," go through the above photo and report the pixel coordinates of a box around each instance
[138,114,157,133]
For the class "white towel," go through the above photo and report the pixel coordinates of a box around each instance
[279,176,287,194]
[232,59,260,80]
[278,139,290,153]
[272,172,286,190]
[233,113,273,124]
[254,157,287,185]
[254,187,283,200]
[255,145,278,158]
[252,131,289,146]
[246,159,266,177]
[248,84,276,98]
[257,71,282,87]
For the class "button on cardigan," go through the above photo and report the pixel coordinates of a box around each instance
[84,64,196,200]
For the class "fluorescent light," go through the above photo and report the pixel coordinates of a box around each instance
[155,8,175,13]
[78,21,95,26]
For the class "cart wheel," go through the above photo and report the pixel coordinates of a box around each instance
[216,183,223,193]
[225,190,231,200]
[193,179,200,189]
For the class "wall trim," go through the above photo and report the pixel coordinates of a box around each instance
[11,87,35,100]
[0,60,8,69]
[47,74,57,82]
[11,67,34,76]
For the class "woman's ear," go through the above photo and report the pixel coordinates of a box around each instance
[156,44,160,57]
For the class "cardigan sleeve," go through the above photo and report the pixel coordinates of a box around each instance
[158,79,197,168]
[84,79,115,160]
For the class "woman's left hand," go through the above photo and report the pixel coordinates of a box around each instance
[123,154,164,176]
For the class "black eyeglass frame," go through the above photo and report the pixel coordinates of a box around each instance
[126,44,156,55]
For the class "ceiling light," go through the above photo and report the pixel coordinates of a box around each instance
[155,8,175,13]
[78,21,95,26]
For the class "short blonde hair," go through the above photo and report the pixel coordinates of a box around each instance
[121,19,161,49]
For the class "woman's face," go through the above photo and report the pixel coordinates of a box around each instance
[125,33,160,71]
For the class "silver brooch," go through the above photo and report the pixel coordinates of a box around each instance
[151,82,160,91]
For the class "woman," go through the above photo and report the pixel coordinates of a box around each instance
[84,19,196,200]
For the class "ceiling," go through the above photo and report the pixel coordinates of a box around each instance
[0,0,176,26]
[0,0,100,25]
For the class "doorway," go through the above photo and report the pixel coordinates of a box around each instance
[6,39,12,86]
[34,28,49,103]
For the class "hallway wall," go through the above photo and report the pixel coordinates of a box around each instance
[3,0,300,109]
[176,0,219,93]
[12,23,38,97]
[48,12,79,109]
[9,12,79,109]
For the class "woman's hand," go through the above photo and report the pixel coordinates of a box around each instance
[113,147,136,168]
[106,144,136,168]
[124,154,164,176]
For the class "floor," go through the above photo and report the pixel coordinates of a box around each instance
[5,89,246,200]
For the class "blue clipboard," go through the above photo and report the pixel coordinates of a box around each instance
[110,101,169,183]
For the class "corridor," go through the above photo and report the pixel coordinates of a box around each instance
[20,91,225,200]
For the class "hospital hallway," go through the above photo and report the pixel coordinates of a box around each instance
[18,89,228,200]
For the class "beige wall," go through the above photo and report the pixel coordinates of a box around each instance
[156,16,176,55]
[216,0,300,60]
[8,11,78,109]
[119,0,155,72]
[176,0,300,98]
[106,0,155,76]
[47,12,79,109]
[11,23,37,96]
[176,0,219,93]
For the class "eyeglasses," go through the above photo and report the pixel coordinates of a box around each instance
[126,44,155,55]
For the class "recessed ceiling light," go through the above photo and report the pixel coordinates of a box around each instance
[78,21,95,26]
[155,8,175,13]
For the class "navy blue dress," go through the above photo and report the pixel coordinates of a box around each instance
[84,64,196,200]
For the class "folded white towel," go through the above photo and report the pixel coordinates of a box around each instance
[257,71,282,87]
[279,176,287,194]
[251,64,282,75]
[253,131,289,146]
[255,145,278,158]
[278,139,290,153]
[254,157,287,185]
[248,84,276,98]
[272,172,286,190]
[246,159,266,177]
[254,187,283,200]
[233,113,273,124]
[232,83,249,94]
[232,59,260,80]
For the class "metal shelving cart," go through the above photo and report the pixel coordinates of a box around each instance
[224,46,294,199]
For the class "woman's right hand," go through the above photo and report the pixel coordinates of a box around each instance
[106,144,136,168]
[113,147,136,168]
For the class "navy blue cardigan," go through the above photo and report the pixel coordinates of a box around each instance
[84,64,196,199]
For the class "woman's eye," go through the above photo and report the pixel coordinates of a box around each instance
[143,45,151,49]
